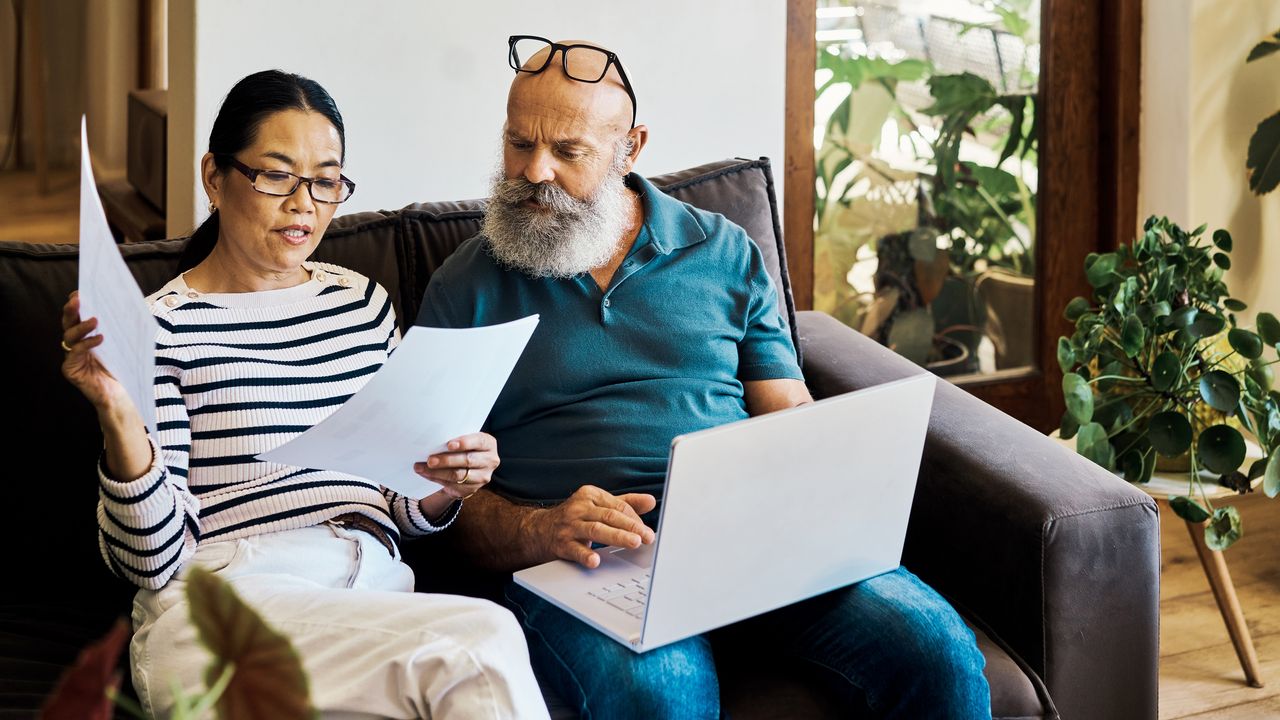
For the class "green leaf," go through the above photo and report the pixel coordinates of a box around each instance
[1257,312,1280,345]
[1086,253,1118,288]
[1247,110,1280,195]
[1121,315,1145,358]
[1063,373,1094,424]
[1228,328,1264,359]
[1200,370,1241,411]
[186,567,313,720]
[1213,229,1234,252]
[1148,411,1193,457]
[1064,296,1091,322]
[1205,506,1242,551]
[1170,305,1199,329]
[1120,449,1156,485]
[921,72,997,117]
[1266,449,1280,498]
[1151,352,1182,392]
[1188,313,1226,339]
[1076,421,1114,469]
[1248,361,1275,392]
[1060,409,1081,440]
[998,96,1026,166]
[1169,495,1211,523]
[1246,28,1280,62]
[1224,298,1248,312]
[1198,424,1247,474]
[1057,337,1075,372]
[1213,252,1232,270]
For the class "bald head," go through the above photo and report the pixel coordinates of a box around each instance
[499,37,648,213]
[508,38,634,135]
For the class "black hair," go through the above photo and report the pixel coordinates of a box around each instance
[178,70,346,272]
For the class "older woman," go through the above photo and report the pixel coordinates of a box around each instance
[60,70,548,719]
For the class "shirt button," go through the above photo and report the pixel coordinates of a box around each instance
[338,276,352,287]
[314,271,328,283]
[164,296,179,307]
[185,290,199,299]
[603,298,611,308]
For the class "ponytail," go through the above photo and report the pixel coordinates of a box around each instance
[178,211,219,272]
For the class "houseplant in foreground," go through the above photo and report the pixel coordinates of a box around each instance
[41,567,313,719]
[1058,216,1280,550]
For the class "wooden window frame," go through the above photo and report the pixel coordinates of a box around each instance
[784,0,1141,430]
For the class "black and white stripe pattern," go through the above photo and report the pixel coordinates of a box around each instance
[97,262,454,589]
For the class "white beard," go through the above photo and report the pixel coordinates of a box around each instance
[482,161,632,279]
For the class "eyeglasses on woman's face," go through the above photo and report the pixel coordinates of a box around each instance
[219,155,356,204]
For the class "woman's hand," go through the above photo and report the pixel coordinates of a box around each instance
[414,433,498,519]
[61,291,131,414]
[61,291,152,481]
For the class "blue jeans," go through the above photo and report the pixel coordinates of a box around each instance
[504,566,990,720]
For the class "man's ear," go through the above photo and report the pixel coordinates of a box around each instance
[622,125,649,174]
[200,153,223,207]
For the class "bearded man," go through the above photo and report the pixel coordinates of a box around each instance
[415,37,991,720]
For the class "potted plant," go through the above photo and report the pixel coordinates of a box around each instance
[41,568,312,719]
[1057,216,1280,550]
[814,41,1037,372]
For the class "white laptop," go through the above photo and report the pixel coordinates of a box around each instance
[513,373,936,653]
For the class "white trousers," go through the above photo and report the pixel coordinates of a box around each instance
[130,523,550,719]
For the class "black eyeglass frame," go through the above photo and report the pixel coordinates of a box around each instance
[218,154,357,204]
[507,35,638,129]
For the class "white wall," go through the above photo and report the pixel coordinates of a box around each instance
[1140,0,1280,325]
[167,1,786,237]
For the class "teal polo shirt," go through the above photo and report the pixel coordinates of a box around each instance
[415,173,803,503]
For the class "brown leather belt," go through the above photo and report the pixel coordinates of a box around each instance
[330,513,396,557]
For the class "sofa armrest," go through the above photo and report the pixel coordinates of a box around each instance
[795,311,1160,720]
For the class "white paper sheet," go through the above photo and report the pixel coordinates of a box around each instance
[77,117,158,431]
[257,315,540,499]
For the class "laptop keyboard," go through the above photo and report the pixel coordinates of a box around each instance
[587,573,651,618]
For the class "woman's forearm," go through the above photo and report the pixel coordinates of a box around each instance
[98,401,155,482]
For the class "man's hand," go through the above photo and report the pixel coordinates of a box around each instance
[528,486,657,569]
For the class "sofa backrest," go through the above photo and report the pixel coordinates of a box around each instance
[0,157,793,613]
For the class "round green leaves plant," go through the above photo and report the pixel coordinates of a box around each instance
[1059,216,1280,550]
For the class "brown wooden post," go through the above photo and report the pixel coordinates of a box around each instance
[784,0,816,311]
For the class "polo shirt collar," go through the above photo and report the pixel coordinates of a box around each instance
[628,173,708,255]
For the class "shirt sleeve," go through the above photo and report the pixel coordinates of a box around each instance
[96,356,202,590]
[415,273,463,329]
[381,489,462,536]
[738,235,805,382]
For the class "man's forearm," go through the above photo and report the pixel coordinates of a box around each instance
[450,489,552,573]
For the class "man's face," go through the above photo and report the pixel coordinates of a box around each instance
[501,84,624,203]
[481,51,643,278]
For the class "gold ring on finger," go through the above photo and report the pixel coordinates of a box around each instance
[456,467,470,485]
[61,340,73,352]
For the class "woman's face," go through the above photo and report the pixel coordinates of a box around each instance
[201,109,344,279]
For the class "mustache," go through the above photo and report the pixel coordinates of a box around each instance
[490,178,590,216]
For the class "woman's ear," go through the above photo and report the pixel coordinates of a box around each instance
[200,153,222,208]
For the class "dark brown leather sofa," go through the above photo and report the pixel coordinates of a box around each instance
[0,158,1158,719]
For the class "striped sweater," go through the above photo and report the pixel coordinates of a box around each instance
[97,261,455,589]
